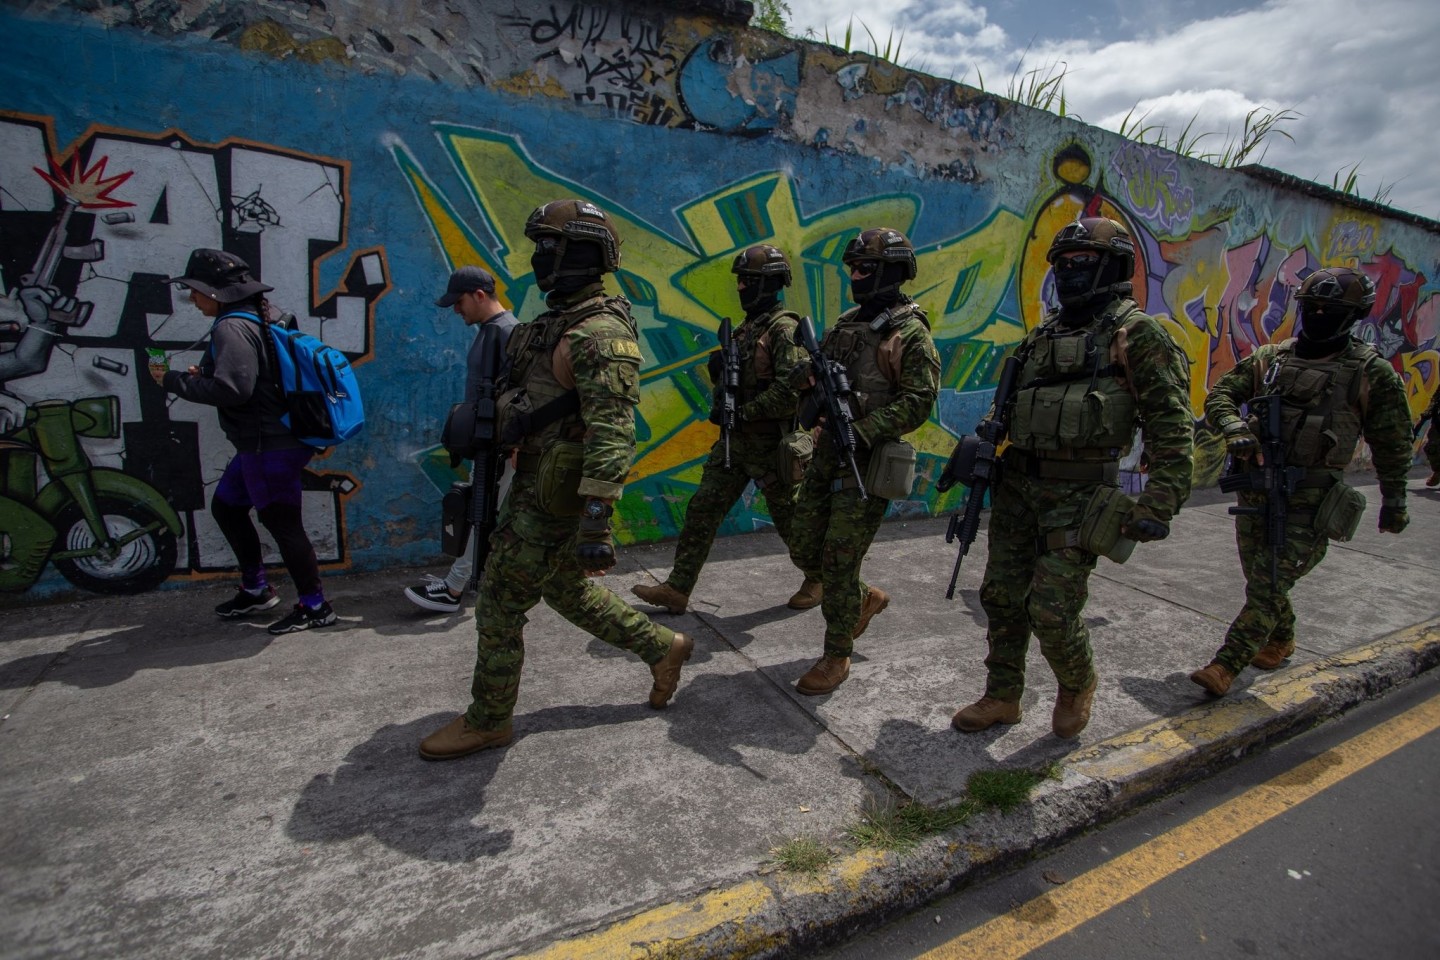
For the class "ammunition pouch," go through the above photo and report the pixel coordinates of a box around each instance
[441,481,472,557]
[1314,479,1365,542]
[864,439,918,500]
[775,428,815,485]
[1041,485,1136,563]
[533,440,586,517]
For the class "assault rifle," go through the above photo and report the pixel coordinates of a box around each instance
[439,322,507,592]
[936,354,1020,599]
[717,316,740,469]
[1217,394,1306,587]
[796,315,866,500]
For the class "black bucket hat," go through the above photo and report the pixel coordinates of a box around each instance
[165,248,273,304]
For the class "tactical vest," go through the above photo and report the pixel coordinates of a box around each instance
[501,293,636,457]
[1253,339,1370,469]
[1008,300,1141,457]
[821,301,928,419]
[737,307,799,408]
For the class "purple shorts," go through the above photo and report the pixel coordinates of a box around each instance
[214,447,314,510]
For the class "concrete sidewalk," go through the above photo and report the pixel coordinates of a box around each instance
[3,469,1439,960]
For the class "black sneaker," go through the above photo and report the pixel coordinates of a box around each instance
[267,601,337,635]
[215,585,279,619]
[404,577,463,613]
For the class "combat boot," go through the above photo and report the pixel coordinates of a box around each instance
[787,578,823,610]
[951,696,1022,732]
[795,656,850,695]
[1427,471,1440,488]
[648,632,694,708]
[1189,661,1237,697]
[1052,677,1098,739]
[418,716,513,761]
[851,586,890,640]
[631,581,689,614]
[1251,637,1295,671]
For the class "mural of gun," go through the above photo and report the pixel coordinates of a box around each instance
[1218,393,1306,587]
[795,315,866,500]
[18,196,100,327]
[936,354,1020,599]
[717,316,739,469]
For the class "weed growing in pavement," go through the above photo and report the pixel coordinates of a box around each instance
[844,797,980,853]
[767,835,836,876]
[966,762,1060,814]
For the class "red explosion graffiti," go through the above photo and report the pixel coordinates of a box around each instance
[33,154,135,209]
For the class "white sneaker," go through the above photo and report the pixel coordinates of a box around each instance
[405,578,462,613]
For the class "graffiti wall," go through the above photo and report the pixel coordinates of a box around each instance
[2,0,1436,599]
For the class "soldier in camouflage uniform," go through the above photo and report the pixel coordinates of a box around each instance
[787,228,940,695]
[1192,266,1412,696]
[420,199,693,760]
[953,218,1193,739]
[1421,387,1440,486]
[632,245,818,614]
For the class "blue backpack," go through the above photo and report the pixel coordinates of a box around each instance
[226,311,365,449]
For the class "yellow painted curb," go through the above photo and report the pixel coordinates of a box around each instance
[514,618,1440,960]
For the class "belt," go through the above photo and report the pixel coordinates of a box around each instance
[1007,449,1118,482]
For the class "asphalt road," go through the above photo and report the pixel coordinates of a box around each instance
[815,666,1440,960]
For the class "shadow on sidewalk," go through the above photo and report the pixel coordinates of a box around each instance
[0,623,272,690]
[287,713,513,863]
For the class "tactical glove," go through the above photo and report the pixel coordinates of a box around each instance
[1378,502,1409,534]
[1123,502,1170,542]
[576,497,617,572]
[1222,420,1259,459]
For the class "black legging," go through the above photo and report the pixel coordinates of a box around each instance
[210,495,322,598]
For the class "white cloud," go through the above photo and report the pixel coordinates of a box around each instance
[782,0,1440,219]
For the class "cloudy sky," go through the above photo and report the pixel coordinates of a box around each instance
[780,0,1440,221]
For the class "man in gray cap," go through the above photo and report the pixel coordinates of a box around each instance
[404,265,520,612]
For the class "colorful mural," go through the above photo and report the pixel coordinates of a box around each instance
[0,113,387,595]
[1,1,1436,598]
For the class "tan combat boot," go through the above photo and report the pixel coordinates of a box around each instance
[1052,677,1098,739]
[1189,661,1237,697]
[787,578,823,610]
[648,633,694,708]
[951,696,1022,732]
[795,656,850,695]
[851,586,890,640]
[1251,637,1295,671]
[631,581,689,614]
[418,716,513,761]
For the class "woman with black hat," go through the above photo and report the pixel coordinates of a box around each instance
[156,248,335,634]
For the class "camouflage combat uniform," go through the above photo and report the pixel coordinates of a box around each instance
[666,306,807,594]
[979,296,1193,701]
[1204,337,1412,673]
[788,299,940,658]
[1422,388,1440,477]
[464,282,679,731]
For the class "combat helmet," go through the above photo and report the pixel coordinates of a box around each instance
[732,243,791,311]
[1295,266,1375,342]
[524,199,622,291]
[842,227,916,303]
[1046,217,1135,308]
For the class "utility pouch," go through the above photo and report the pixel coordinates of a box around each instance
[441,481,472,557]
[775,428,815,484]
[535,440,586,517]
[1077,485,1137,563]
[863,438,918,500]
[1314,479,1365,541]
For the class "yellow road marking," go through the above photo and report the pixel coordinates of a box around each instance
[922,690,1440,960]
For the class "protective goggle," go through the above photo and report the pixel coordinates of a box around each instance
[1053,251,1103,269]
[847,259,880,277]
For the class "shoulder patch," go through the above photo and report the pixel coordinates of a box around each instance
[598,337,644,362]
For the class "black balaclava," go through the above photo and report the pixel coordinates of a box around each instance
[852,261,906,323]
[535,240,606,299]
[1054,254,1130,326]
[739,275,784,317]
[1295,301,1359,358]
